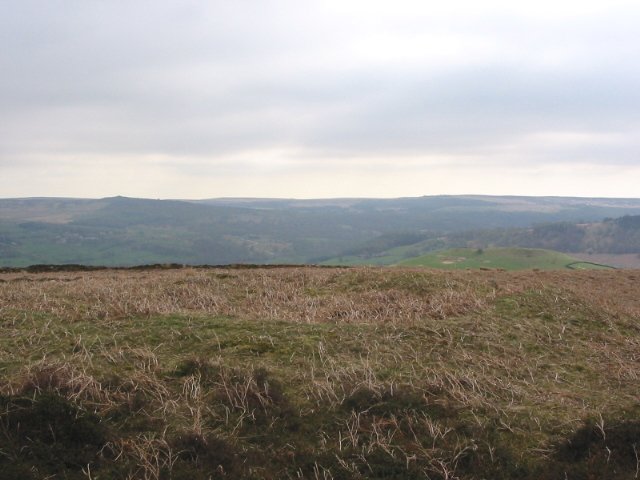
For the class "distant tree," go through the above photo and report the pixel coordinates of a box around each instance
[617,215,640,229]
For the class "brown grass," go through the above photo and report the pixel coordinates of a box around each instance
[1,266,639,478]
[3,266,635,324]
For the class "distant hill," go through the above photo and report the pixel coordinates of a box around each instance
[1,195,640,267]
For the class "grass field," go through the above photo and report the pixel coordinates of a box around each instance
[1,266,639,479]
[397,247,614,270]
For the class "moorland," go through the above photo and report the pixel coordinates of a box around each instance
[1,265,639,479]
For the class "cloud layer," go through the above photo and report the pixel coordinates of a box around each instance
[2,0,639,198]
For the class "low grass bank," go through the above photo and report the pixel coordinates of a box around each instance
[1,267,639,478]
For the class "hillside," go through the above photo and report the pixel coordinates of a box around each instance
[2,195,640,267]
[330,216,640,267]
[1,266,639,478]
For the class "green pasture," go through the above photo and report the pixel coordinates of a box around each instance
[397,247,614,270]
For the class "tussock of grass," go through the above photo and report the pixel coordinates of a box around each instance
[0,266,639,478]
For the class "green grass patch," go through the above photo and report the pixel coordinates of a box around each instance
[397,247,611,270]
[566,261,615,270]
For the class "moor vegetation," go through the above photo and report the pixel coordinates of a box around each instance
[0,266,639,478]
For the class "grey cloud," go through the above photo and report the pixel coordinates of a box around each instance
[2,0,640,173]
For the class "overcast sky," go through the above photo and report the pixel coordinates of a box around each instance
[1,0,639,199]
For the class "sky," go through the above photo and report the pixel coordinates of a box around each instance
[1,0,639,199]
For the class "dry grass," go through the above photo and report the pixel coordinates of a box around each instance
[1,266,619,323]
[1,266,639,479]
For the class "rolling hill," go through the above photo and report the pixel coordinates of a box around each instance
[327,215,640,268]
[1,195,640,266]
